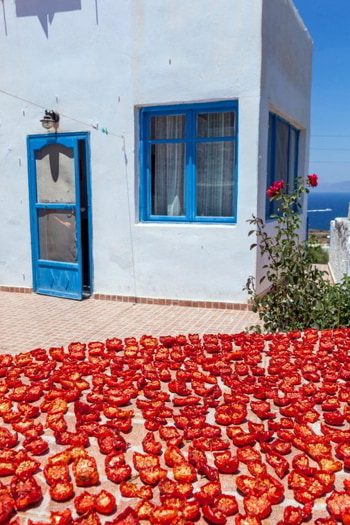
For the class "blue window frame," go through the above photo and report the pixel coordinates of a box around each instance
[266,113,300,219]
[140,101,238,223]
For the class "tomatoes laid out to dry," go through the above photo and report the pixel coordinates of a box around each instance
[0,329,350,523]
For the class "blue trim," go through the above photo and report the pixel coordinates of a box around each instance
[35,203,76,209]
[83,133,94,295]
[34,289,83,301]
[27,132,92,299]
[265,113,300,220]
[37,261,79,270]
[140,101,238,224]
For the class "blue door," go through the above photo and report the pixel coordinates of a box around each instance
[28,134,86,300]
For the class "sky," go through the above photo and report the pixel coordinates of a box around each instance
[293,0,350,189]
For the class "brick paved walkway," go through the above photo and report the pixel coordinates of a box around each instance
[0,292,260,354]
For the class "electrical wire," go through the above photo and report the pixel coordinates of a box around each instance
[0,86,139,299]
[0,87,123,139]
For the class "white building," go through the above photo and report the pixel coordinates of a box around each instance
[0,0,312,307]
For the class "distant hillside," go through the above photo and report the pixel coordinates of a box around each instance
[315,180,350,193]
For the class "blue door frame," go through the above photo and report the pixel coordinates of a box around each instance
[27,132,93,300]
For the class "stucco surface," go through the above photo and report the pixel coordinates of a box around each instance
[0,0,311,303]
[329,218,350,283]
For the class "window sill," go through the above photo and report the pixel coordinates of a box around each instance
[136,220,237,228]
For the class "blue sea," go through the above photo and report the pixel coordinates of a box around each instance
[307,192,350,231]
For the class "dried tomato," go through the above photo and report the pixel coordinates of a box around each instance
[50,481,74,502]
[0,450,17,476]
[198,463,220,481]
[216,494,238,516]
[266,452,289,479]
[280,506,303,525]
[73,512,101,525]
[15,458,40,479]
[44,462,70,485]
[173,396,201,407]
[292,455,316,477]
[10,475,42,510]
[98,431,126,454]
[243,493,272,520]
[327,491,350,520]
[72,457,99,487]
[195,482,222,506]
[120,482,153,500]
[237,446,261,464]
[23,436,48,455]
[173,463,197,483]
[162,446,184,468]
[0,428,18,449]
[0,483,15,524]
[323,412,345,426]
[202,505,227,524]
[95,490,116,515]
[234,515,261,525]
[271,439,292,455]
[246,462,267,477]
[139,467,167,486]
[182,500,200,521]
[133,452,160,471]
[135,500,155,520]
[250,401,275,420]
[55,430,89,448]
[105,506,139,524]
[75,491,96,515]
[227,427,256,447]
[213,451,238,474]
[49,509,73,525]
[159,426,182,446]
[305,442,332,462]
[335,442,350,460]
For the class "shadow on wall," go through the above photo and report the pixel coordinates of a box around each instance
[15,0,82,37]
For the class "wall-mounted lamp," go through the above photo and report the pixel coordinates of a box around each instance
[40,110,60,131]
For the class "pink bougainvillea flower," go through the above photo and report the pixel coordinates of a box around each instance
[307,173,318,187]
[266,180,285,199]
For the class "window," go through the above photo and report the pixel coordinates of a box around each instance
[266,113,299,218]
[140,101,238,223]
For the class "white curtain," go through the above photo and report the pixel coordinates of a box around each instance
[150,111,235,218]
[151,115,184,216]
[196,112,234,217]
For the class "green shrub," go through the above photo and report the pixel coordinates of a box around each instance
[307,238,329,264]
[245,176,350,332]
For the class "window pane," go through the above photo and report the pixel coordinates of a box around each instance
[288,128,298,191]
[38,209,76,262]
[151,143,184,216]
[196,142,234,217]
[36,144,75,203]
[197,112,235,138]
[150,115,185,140]
[275,119,289,184]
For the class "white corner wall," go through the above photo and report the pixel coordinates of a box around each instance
[0,0,264,303]
[329,218,350,283]
[255,0,313,292]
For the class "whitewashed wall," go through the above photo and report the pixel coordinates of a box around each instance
[329,218,350,283]
[255,0,313,292]
[0,0,311,304]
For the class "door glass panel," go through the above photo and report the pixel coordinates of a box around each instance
[38,209,76,262]
[36,144,75,203]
